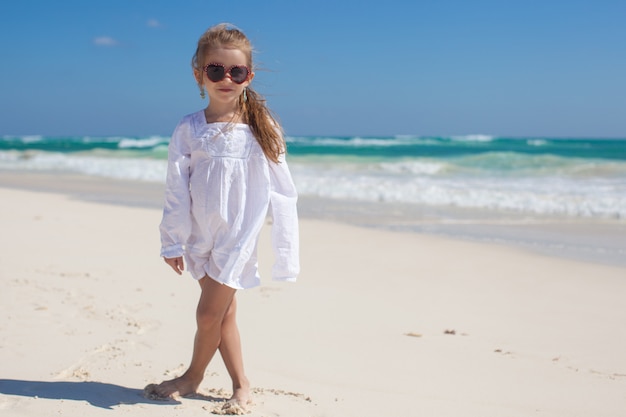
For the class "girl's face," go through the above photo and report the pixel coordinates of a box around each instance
[195,47,254,105]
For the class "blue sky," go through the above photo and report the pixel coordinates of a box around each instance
[1,0,625,137]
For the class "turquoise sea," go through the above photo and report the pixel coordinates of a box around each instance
[2,134,625,219]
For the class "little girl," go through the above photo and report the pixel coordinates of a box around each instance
[144,23,299,414]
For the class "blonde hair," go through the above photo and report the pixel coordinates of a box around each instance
[192,23,284,163]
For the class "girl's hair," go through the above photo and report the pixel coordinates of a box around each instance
[192,23,284,163]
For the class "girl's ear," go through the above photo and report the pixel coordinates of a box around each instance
[244,71,255,87]
[193,68,203,85]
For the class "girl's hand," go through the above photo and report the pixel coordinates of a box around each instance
[164,256,185,275]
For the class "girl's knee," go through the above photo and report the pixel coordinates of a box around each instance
[223,297,237,321]
[196,305,226,330]
[196,277,237,329]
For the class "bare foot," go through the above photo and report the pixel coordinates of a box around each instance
[213,399,251,415]
[212,385,252,415]
[230,385,251,405]
[144,374,201,400]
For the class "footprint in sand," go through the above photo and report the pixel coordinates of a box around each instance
[53,339,134,381]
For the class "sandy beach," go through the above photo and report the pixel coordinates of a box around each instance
[1,176,626,417]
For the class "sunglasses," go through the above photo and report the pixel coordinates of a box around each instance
[203,63,250,84]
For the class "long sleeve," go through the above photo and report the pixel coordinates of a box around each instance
[268,153,300,281]
[159,121,192,258]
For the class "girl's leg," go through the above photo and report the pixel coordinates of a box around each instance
[152,276,236,398]
[218,296,251,404]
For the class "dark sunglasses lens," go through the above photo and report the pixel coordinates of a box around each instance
[205,65,225,82]
[230,66,249,84]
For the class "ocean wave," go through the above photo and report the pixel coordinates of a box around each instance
[449,134,495,142]
[19,135,45,143]
[0,151,166,182]
[2,135,626,219]
[118,136,169,149]
[448,152,626,177]
[0,135,170,153]
[292,167,626,218]
[286,136,436,148]
[378,160,447,175]
[4,135,626,162]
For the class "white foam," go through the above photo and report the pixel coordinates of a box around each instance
[286,136,430,147]
[118,136,168,149]
[378,160,446,175]
[290,165,626,218]
[450,134,495,142]
[0,151,167,182]
[14,135,44,143]
[2,150,625,219]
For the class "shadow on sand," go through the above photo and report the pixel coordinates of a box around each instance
[0,379,179,409]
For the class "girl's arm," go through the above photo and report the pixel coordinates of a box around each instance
[159,121,193,260]
[267,153,300,282]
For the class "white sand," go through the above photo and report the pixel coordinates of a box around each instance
[1,186,625,416]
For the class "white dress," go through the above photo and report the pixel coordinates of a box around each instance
[159,110,300,289]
